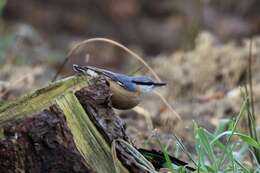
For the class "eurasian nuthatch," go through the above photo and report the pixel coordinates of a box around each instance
[73,64,166,110]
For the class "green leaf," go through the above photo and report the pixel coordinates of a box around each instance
[211,131,260,149]
[235,133,260,149]
[197,128,217,170]
[157,141,176,173]
[214,119,231,136]
[203,129,225,150]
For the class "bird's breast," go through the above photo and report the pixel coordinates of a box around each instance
[109,80,142,109]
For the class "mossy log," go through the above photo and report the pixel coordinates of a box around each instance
[0,76,155,173]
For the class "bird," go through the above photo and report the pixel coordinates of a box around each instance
[73,64,166,110]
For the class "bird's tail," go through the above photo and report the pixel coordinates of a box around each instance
[132,80,167,87]
[152,82,167,86]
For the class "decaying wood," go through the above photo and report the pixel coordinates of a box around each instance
[0,105,92,173]
[0,76,153,173]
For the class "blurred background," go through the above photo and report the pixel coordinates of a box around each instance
[0,0,260,155]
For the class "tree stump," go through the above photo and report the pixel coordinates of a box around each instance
[0,76,155,173]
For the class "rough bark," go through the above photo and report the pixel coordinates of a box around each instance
[0,105,92,173]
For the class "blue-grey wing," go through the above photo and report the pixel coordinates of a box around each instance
[112,74,137,92]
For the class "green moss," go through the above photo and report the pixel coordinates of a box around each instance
[0,75,90,126]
